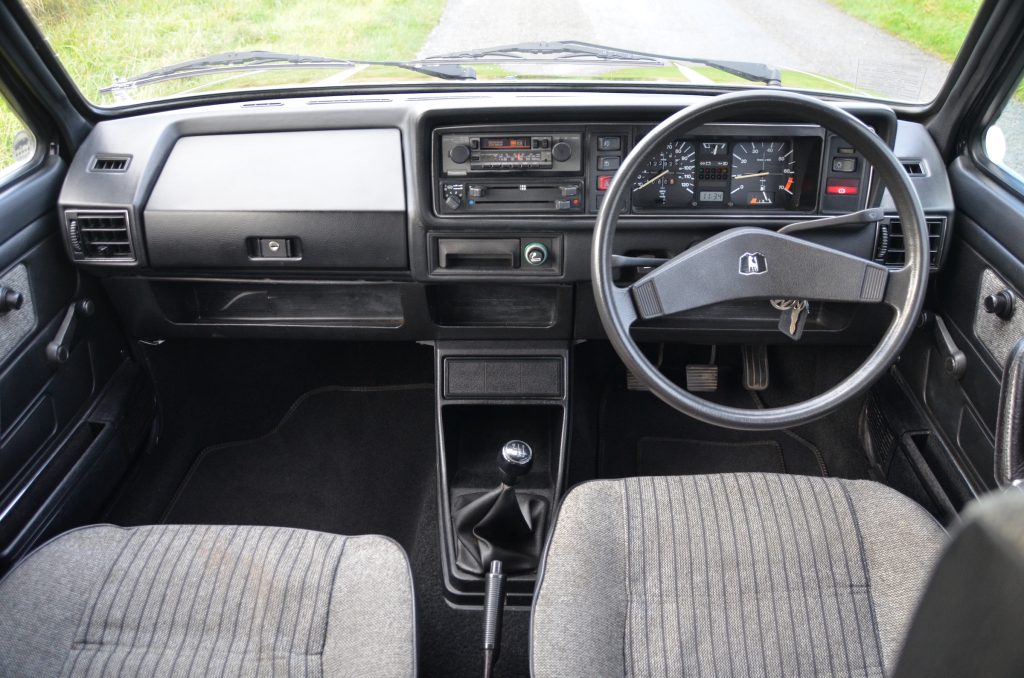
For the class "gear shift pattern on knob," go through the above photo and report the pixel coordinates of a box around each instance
[451,439,549,576]
[499,440,533,485]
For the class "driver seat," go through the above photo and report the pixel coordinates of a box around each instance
[530,473,945,677]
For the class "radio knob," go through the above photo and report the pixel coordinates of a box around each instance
[445,194,462,210]
[449,144,471,164]
[551,141,572,162]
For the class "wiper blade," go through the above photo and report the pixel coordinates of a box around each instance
[422,40,782,86]
[101,50,476,93]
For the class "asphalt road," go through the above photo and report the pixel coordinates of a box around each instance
[418,0,949,102]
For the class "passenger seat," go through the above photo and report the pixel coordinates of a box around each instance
[0,524,416,677]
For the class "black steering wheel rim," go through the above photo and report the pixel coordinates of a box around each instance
[592,90,928,431]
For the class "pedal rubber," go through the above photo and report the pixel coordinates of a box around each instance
[626,369,649,391]
[742,344,770,391]
[685,364,719,392]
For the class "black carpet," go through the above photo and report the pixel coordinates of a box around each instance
[162,386,435,541]
[159,382,529,678]
[637,438,785,476]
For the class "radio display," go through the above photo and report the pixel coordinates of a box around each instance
[481,136,531,150]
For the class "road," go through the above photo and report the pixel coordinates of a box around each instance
[418,0,949,102]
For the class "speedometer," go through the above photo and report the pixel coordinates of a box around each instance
[730,140,796,207]
[631,140,697,208]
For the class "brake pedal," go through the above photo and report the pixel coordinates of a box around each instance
[685,345,718,392]
[742,344,770,391]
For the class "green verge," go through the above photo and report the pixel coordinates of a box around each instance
[0,0,445,169]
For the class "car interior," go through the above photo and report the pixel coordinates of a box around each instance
[0,0,1023,676]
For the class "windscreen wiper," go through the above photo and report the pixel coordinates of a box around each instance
[421,40,782,86]
[100,50,476,93]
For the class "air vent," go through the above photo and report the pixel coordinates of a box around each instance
[900,159,927,176]
[90,155,131,172]
[873,216,946,270]
[65,210,135,262]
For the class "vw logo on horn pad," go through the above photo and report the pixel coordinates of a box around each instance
[739,252,767,275]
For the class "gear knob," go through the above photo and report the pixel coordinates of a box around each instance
[499,440,533,485]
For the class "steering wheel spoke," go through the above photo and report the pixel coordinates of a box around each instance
[628,227,890,320]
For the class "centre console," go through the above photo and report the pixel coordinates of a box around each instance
[434,341,569,607]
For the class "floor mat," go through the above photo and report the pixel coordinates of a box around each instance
[162,385,435,548]
[600,386,827,479]
[638,438,785,476]
[159,383,529,678]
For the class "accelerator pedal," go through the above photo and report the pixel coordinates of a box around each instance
[742,344,770,391]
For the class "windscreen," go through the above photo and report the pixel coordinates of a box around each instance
[21,0,982,107]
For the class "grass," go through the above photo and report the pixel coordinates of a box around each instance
[23,0,445,104]
[826,0,982,63]
[0,0,444,172]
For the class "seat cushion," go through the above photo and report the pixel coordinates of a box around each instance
[531,474,945,678]
[0,524,416,677]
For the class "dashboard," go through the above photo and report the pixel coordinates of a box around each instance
[435,123,870,219]
[54,91,954,343]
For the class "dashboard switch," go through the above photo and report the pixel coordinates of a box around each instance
[559,185,579,197]
[468,185,486,198]
[597,175,613,191]
[554,199,572,210]
[598,156,621,170]
[831,157,857,173]
[826,180,859,195]
[597,136,621,151]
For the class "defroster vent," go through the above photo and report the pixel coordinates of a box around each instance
[65,210,135,262]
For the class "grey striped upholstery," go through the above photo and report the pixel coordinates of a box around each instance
[531,474,945,677]
[0,525,416,677]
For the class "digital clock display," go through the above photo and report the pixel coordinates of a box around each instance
[699,190,724,202]
[481,137,531,150]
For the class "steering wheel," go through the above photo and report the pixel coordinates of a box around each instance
[592,90,928,431]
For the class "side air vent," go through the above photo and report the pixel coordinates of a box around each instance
[900,159,927,177]
[65,210,135,262]
[89,155,131,172]
[873,216,946,270]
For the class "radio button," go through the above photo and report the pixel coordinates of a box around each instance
[449,144,471,164]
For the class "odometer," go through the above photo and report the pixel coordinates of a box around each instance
[631,140,697,208]
[729,140,797,208]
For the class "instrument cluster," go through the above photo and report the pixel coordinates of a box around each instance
[630,135,822,212]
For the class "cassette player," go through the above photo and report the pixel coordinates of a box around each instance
[440,132,583,175]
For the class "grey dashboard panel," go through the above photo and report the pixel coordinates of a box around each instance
[143,129,407,269]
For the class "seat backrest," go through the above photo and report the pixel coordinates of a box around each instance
[893,488,1024,678]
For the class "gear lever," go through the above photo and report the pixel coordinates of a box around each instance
[451,439,549,575]
[499,440,533,485]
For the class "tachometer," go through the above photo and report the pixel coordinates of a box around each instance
[631,140,697,208]
[730,140,796,207]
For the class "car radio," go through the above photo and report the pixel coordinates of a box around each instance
[440,132,583,175]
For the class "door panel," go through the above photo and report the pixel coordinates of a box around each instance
[907,156,1024,492]
[0,154,146,569]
